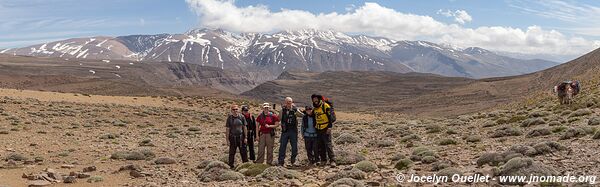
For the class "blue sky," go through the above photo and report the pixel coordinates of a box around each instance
[1,0,599,58]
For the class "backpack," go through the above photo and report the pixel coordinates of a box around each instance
[318,95,336,123]
[245,115,256,133]
[258,112,276,136]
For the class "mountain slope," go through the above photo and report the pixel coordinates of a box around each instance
[0,54,255,95]
[1,29,557,78]
[242,47,600,116]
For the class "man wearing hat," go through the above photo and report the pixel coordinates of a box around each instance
[255,103,280,165]
[241,105,257,161]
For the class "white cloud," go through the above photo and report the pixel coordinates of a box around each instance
[453,10,472,24]
[437,9,453,17]
[345,4,356,12]
[437,9,472,24]
[185,0,600,56]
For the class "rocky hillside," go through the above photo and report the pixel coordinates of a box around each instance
[0,54,255,95]
[244,47,600,116]
[1,81,600,186]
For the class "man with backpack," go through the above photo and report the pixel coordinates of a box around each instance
[301,105,319,166]
[225,104,249,169]
[311,94,336,166]
[255,103,280,165]
[278,97,303,167]
[241,105,256,161]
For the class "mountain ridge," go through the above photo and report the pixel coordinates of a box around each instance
[1,28,558,79]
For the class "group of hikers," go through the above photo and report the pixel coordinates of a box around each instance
[225,94,336,169]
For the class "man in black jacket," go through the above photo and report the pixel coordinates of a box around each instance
[278,97,303,167]
[241,105,256,161]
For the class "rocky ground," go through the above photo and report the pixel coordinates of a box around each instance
[1,86,600,187]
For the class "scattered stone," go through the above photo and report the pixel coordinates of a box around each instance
[118,164,142,172]
[496,117,510,125]
[6,153,28,161]
[481,120,497,128]
[548,121,562,126]
[390,153,406,162]
[394,159,413,170]
[335,151,365,165]
[399,134,421,143]
[335,133,361,144]
[491,127,522,138]
[526,128,552,137]
[438,138,458,145]
[154,157,177,165]
[99,133,120,139]
[327,168,366,182]
[129,170,144,178]
[368,139,395,148]
[384,125,412,138]
[110,150,155,160]
[76,173,90,179]
[569,108,593,118]
[353,160,378,172]
[528,111,550,118]
[27,180,51,187]
[188,126,201,131]
[63,176,76,183]
[589,117,600,126]
[498,157,557,185]
[87,176,103,183]
[45,168,62,181]
[425,124,443,133]
[593,131,600,139]
[477,152,505,167]
[432,161,451,171]
[560,127,587,140]
[552,126,567,133]
[509,145,538,157]
[532,141,565,155]
[464,135,481,143]
[82,166,96,172]
[437,167,463,177]
[257,166,299,180]
[34,157,44,163]
[61,164,75,169]
[520,118,546,127]
[197,160,213,169]
[410,147,437,161]
[235,162,271,177]
[139,139,154,147]
[219,170,244,181]
[421,156,437,164]
[328,178,365,187]
[198,161,241,182]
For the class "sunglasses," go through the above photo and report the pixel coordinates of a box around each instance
[232,109,239,111]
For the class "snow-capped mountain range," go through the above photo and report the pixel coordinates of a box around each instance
[0,28,557,78]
